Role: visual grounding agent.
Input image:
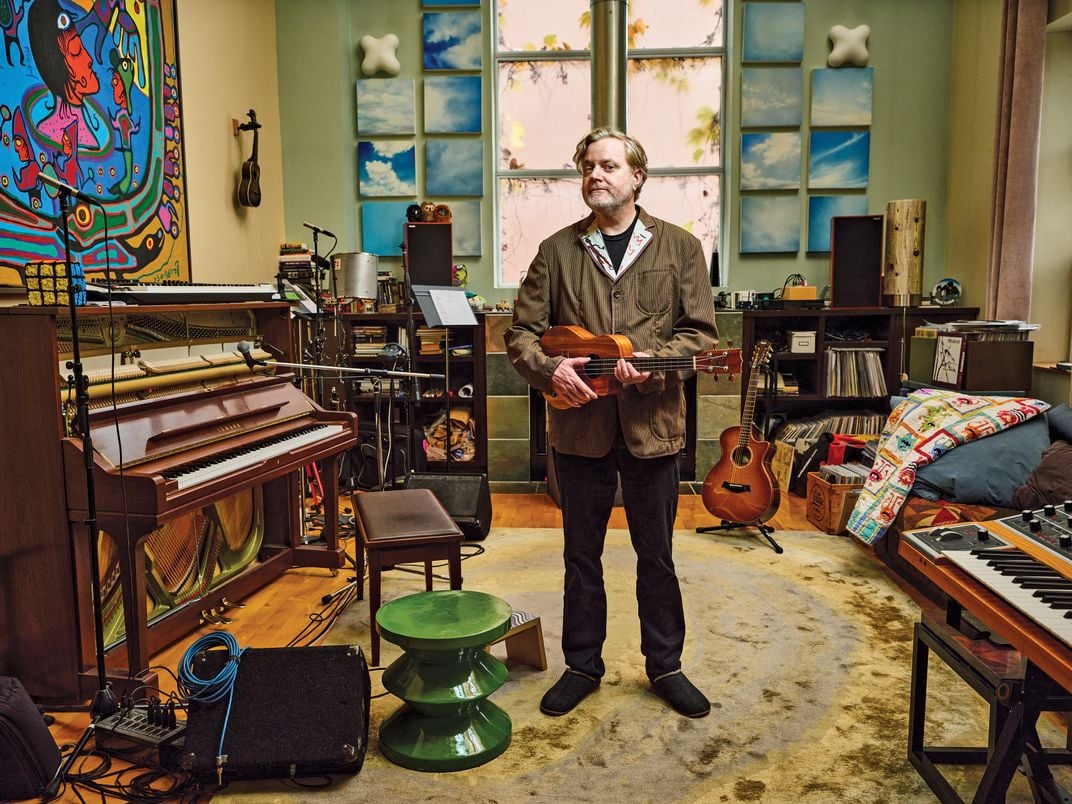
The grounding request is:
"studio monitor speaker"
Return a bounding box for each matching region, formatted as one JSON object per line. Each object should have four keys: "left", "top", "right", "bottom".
{"left": 405, "top": 472, "right": 492, "bottom": 541}
{"left": 829, "top": 214, "right": 884, "bottom": 308}
{"left": 404, "top": 222, "right": 453, "bottom": 287}
{"left": 182, "top": 645, "right": 370, "bottom": 784}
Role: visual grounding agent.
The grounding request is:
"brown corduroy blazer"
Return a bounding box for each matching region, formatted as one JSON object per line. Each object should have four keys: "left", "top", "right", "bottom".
{"left": 504, "top": 207, "right": 719, "bottom": 459}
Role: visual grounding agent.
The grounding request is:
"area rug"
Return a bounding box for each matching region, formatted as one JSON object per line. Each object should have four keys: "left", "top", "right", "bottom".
{"left": 212, "top": 528, "right": 1066, "bottom": 803}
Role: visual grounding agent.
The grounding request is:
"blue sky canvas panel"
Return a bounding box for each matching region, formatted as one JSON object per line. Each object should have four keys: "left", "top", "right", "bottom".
{"left": 450, "top": 201, "right": 481, "bottom": 256}
{"left": 358, "top": 141, "right": 417, "bottom": 196}
{"left": 807, "top": 195, "right": 869, "bottom": 252}
{"left": 741, "top": 68, "right": 803, "bottom": 127}
{"left": 742, "top": 3, "right": 805, "bottom": 63}
{"left": 423, "top": 12, "right": 482, "bottom": 70}
{"left": 426, "top": 139, "right": 484, "bottom": 196}
{"left": 808, "top": 130, "right": 871, "bottom": 189}
{"left": 356, "top": 79, "right": 415, "bottom": 135}
{"left": 741, "top": 132, "right": 801, "bottom": 190}
{"left": 425, "top": 76, "right": 482, "bottom": 133}
{"left": 811, "top": 68, "right": 873, "bottom": 126}
{"left": 361, "top": 202, "right": 412, "bottom": 256}
{"left": 741, "top": 195, "right": 800, "bottom": 253}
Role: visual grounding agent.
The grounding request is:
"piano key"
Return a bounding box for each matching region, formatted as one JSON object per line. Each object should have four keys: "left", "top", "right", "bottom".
{"left": 165, "top": 424, "right": 345, "bottom": 490}
{"left": 945, "top": 549, "right": 1072, "bottom": 647}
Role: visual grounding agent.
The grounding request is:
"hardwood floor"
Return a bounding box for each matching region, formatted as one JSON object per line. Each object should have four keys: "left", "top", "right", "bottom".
{"left": 43, "top": 489, "right": 820, "bottom": 798}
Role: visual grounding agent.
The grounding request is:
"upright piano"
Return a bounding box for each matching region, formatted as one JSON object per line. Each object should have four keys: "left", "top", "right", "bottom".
{"left": 0, "top": 302, "right": 357, "bottom": 702}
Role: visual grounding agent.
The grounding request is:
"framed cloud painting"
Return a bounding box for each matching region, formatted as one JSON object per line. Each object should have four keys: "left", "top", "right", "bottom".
{"left": 741, "top": 132, "right": 801, "bottom": 190}
{"left": 423, "top": 12, "right": 481, "bottom": 71}
{"left": 808, "top": 131, "right": 870, "bottom": 190}
{"left": 358, "top": 141, "right": 417, "bottom": 197}
{"left": 740, "top": 195, "right": 799, "bottom": 254}
{"left": 357, "top": 79, "right": 415, "bottom": 135}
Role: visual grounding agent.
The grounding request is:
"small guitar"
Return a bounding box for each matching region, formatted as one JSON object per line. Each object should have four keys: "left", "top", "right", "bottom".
{"left": 237, "top": 109, "right": 262, "bottom": 208}
{"left": 701, "top": 340, "right": 780, "bottom": 524}
{"left": 539, "top": 325, "right": 741, "bottom": 410}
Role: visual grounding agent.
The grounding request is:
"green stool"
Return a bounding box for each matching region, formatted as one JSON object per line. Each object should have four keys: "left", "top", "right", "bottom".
{"left": 376, "top": 589, "right": 514, "bottom": 771}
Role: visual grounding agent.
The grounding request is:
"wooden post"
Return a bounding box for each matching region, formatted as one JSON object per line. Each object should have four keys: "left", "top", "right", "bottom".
{"left": 883, "top": 199, "right": 926, "bottom": 306}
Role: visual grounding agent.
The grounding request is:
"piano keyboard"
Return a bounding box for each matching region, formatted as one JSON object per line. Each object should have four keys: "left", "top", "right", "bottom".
{"left": 85, "top": 281, "right": 278, "bottom": 305}
{"left": 163, "top": 424, "right": 345, "bottom": 490}
{"left": 944, "top": 547, "right": 1072, "bottom": 648}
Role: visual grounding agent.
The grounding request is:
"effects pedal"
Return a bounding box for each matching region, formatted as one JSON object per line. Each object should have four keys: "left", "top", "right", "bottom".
{"left": 93, "top": 702, "right": 186, "bottom": 769}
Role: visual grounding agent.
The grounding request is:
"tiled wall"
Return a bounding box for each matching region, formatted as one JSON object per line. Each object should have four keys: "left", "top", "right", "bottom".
{"left": 483, "top": 311, "right": 743, "bottom": 484}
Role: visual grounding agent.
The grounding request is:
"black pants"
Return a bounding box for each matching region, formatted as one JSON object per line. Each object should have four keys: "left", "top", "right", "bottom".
{"left": 552, "top": 446, "right": 685, "bottom": 679}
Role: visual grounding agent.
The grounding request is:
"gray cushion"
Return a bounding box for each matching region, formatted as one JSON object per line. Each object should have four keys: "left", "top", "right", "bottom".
{"left": 911, "top": 412, "right": 1051, "bottom": 507}
{"left": 1048, "top": 404, "right": 1072, "bottom": 442}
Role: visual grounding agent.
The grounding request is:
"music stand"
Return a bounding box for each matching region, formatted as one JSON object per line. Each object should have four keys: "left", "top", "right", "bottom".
{"left": 411, "top": 285, "right": 477, "bottom": 473}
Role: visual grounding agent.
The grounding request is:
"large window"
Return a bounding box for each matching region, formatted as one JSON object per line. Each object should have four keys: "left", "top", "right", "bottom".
{"left": 494, "top": 0, "right": 725, "bottom": 286}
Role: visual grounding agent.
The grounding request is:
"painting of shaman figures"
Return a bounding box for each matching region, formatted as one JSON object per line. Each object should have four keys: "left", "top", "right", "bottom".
{"left": 0, "top": 0, "right": 190, "bottom": 287}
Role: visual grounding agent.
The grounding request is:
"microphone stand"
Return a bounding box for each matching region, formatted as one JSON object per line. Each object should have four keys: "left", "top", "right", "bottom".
{"left": 43, "top": 186, "right": 118, "bottom": 798}
{"left": 400, "top": 240, "right": 422, "bottom": 486}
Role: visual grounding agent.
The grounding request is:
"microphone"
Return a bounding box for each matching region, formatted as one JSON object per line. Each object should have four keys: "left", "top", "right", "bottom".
{"left": 302, "top": 221, "right": 336, "bottom": 238}
{"left": 237, "top": 340, "right": 267, "bottom": 369}
{"left": 38, "top": 172, "right": 96, "bottom": 203}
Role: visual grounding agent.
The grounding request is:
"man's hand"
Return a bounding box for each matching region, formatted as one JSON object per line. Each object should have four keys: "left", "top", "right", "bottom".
{"left": 551, "top": 357, "right": 597, "bottom": 407}
{"left": 614, "top": 351, "right": 651, "bottom": 385}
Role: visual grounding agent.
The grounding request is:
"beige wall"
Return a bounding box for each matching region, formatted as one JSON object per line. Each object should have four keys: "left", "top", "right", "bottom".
{"left": 176, "top": 0, "right": 286, "bottom": 284}
{"left": 945, "top": 0, "right": 1001, "bottom": 314}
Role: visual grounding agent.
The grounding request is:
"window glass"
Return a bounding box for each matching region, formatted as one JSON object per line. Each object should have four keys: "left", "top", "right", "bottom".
{"left": 497, "top": 1, "right": 590, "bottom": 52}
{"left": 498, "top": 176, "right": 583, "bottom": 286}
{"left": 498, "top": 60, "right": 592, "bottom": 171}
{"left": 628, "top": 56, "right": 722, "bottom": 169}
{"left": 628, "top": 0, "right": 724, "bottom": 49}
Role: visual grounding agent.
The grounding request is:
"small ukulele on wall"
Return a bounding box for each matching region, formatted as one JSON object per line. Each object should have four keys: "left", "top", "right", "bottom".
{"left": 237, "top": 109, "right": 262, "bottom": 208}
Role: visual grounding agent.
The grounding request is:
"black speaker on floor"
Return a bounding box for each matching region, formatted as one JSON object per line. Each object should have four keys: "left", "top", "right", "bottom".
{"left": 404, "top": 222, "right": 453, "bottom": 287}
{"left": 181, "top": 645, "right": 370, "bottom": 785}
{"left": 405, "top": 472, "right": 492, "bottom": 540}
{"left": 829, "top": 214, "right": 884, "bottom": 308}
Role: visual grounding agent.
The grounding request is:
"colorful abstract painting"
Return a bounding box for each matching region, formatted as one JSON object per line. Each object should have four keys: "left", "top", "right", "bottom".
{"left": 0, "top": 0, "right": 190, "bottom": 286}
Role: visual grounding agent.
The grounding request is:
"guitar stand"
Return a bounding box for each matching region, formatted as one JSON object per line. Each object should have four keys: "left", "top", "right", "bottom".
{"left": 697, "top": 520, "right": 783, "bottom": 554}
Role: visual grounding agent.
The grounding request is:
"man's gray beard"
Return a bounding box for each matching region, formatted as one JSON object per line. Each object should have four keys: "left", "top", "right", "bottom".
{"left": 585, "top": 191, "right": 630, "bottom": 216}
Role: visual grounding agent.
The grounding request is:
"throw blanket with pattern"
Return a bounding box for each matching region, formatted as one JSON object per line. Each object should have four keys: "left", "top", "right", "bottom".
{"left": 847, "top": 389, "right": 1049, "bottom": 545}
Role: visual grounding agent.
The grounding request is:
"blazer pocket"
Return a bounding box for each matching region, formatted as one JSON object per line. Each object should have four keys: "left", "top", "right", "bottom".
{"left": 635, "top": 269, "right": 674, "bottom": 316}
{"left": 648, "top": 386, "right": 685, "bottom": 442}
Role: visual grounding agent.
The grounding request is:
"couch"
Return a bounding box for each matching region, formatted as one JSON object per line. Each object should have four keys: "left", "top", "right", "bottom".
{"left": 872, "top": 402, "right": 1072, "bottom": 604}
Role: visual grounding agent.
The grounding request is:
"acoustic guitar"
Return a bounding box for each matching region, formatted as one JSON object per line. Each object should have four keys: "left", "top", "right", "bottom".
{"left": 701, "top": 340, "right": 780, "bottom": 524}
{"left": 538, "top": 325, "right": 741, "bottom": 410}
{"left": 237, "top": 109, "right": 262, "bottom": 208}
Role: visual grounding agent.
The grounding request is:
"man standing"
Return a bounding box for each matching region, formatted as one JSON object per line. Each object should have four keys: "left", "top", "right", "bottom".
{"left": 504, "top": 128, "right": 718, "bottom": 718}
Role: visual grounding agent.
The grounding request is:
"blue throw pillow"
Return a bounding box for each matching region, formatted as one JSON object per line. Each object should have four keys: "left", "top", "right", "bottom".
{"left": 912, "top": 412, "right": 1051, "bottom": 507}
{"left": 1048, "top": 404, "right": 1072, "bottom": 441}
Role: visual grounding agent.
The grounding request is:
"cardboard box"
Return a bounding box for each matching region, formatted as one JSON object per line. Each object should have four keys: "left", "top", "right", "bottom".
{"left": 806, "top": 472, "right": 861, "bottom": 535}
{"left": 789, "top": 331, "right": 816, "bottom": 353}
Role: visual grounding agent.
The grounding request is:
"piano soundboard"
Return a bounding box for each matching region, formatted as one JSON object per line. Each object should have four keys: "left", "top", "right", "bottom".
{"left": 902, "top": 502, "right": 1072, "bottom": 650}
{"left": 85, "top": 280, "right": 279, "bottom": 304}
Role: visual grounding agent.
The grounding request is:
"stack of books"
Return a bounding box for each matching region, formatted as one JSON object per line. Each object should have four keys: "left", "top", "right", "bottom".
{"left": 417, "top": 327, "right": 447, "bottom": 355}
{"left": 278, "top": 242, "right": 314, "bottom": 281}
{"left": 352, "top": 325, "right": 388, "bottom": 357}
{"left": 942, "top": 320, "right": 1040, "bottom": 342}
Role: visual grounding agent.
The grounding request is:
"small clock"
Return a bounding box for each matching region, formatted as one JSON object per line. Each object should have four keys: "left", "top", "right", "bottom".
{"left": 931, "top": 277, "right": 962, "bottom": 306}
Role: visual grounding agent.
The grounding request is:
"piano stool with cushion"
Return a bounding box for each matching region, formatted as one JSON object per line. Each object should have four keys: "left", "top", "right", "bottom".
{"left": 354, "top": 488, "right": 464, "bottom": 667}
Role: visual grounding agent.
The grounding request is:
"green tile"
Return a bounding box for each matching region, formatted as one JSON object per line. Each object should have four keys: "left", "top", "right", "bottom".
{"left": 487, "top": 353, "right": 529, "bottom": 395}
{"left": 715, "top": 311, "right": 743, "bottom": 345}
{"left": 697, "top": 395, "right": 741, "bottom": 440}
{"left": 488, "top": 439, "right": 530, "bottom": 481}
{"left": 487, "top": 396, "right": 529, "bottom": 439}
{"left": 694, "top": 439, "right": 724, "bottom": 480}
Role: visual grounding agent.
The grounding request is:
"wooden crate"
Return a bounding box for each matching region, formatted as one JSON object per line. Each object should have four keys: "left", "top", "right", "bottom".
{"left": 805, "top": 472, "right": 862, "bottom": 535}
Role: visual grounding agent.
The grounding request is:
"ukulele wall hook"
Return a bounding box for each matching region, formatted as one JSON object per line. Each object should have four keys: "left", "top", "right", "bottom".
{"left": 236, "top": 109, "right": 262, "bottom": 208}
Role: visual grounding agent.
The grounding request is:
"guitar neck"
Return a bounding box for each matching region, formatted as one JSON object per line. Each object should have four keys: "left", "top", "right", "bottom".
{"left": 582, "top": 355, "right": 696, "bottom": 376}
{"left": 251, "top": 130, "right": 259, "bottom": 163}
{"left": 737, "top": 366, "right": 767, "bottom": 448}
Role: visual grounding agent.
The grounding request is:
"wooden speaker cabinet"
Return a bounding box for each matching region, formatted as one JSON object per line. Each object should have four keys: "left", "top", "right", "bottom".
{"left": 830, "top": 215, "right": 884, "bottom": 308}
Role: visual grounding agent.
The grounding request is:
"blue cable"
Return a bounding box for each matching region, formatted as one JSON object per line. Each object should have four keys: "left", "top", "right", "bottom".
{"left": 177, "top": 631, "right": 246, "bottom": 783}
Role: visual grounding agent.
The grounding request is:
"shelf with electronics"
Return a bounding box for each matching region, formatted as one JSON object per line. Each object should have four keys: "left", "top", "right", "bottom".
{"left": 740, "top": 306, "right": 979, "bottom": 439}
{"left": 333, "top": 311, "right": 488, "bottom": 484}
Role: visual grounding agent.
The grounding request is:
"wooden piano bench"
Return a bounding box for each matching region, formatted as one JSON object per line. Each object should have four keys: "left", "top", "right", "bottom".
{"left": 489, "top": 610, "right": 548, "bottom": 671}
{"left": 353, "top": 488, "right": 464, "bottom": 667}
{"left": 908, "top": 612, "right": 1072, "bottom": 803}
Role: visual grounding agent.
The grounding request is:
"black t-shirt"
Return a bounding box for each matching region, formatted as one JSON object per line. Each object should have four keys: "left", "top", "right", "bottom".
{"left": 602, "top": 214, "right": 639, "bottom": 272}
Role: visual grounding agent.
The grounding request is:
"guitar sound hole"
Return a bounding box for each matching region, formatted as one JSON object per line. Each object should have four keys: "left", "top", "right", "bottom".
{"left": 731, "top": 447, "right": 753, "bottom": 467}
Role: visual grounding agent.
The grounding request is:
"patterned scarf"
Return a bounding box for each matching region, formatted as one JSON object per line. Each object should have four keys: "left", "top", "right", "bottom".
{"left": 579, "top": 217, "right": 653, "bottom": 280}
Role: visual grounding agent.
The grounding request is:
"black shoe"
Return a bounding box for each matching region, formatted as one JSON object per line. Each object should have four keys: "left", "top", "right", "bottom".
{"left": 650, "top": 670, "right": 710, "bottom": 718}
{"left": 540, "top": 669, "right": 600, "bottom": 716}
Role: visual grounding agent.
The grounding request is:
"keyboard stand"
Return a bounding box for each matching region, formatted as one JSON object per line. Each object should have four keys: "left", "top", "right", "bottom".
{"left": 908, "top": 611, "right": 1072, "bottom": 803}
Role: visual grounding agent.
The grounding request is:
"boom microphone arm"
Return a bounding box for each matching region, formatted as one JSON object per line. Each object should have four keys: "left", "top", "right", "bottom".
{"left": 237, "top": 340, "right": 442, "bottom": 380}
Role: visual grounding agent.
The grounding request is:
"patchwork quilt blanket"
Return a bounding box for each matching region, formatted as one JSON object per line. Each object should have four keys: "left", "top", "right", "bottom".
{"left": 847, "top": 388, "right": 1049, "bottom": 545}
